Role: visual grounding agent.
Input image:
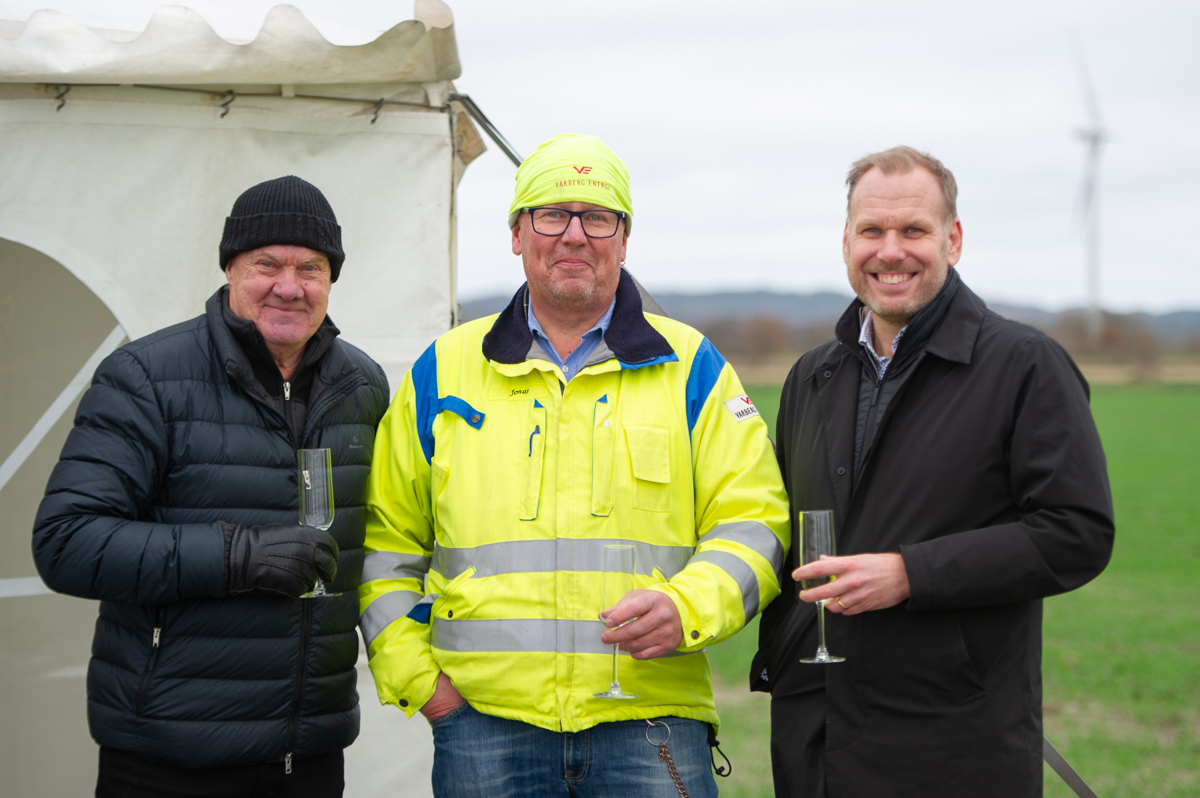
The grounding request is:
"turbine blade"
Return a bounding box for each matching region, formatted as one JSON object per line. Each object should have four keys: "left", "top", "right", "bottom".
{"left": 1072, "top": 140, "right": 1101, "bottom": 223}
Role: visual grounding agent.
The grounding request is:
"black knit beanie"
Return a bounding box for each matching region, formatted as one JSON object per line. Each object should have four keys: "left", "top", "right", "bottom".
{"left": 219, "top": 176, "right": 345, "bottom": 281}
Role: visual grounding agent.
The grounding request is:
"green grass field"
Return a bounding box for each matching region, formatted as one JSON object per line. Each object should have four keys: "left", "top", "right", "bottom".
{"left": 705, "top": 383, "right": 1200, "bottom": 797}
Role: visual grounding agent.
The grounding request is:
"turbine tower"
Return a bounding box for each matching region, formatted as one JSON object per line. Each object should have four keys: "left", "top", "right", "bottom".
{"left": 1072, "top": 38, "right": 1107, "bottom": 347}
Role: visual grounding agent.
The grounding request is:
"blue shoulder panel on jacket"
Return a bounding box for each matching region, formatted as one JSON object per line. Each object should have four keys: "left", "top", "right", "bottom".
{"left": 685, "top": 339, "right": 727, "bottom": 435}
{"left": 412, "top": 344, "right": 439, "bottom": 464}
{"left": 440, "top": 396, "right": 486, "bottom": 429}
{"left": 618, "top": 353, "right": 680, "bottom": 370}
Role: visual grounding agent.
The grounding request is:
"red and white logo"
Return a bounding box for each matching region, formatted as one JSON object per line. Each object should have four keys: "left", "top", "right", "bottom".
{"left": 573, "top": 166, "right": 593, "bottom": 174}
{"left": 723, "top": 395, "right": 760, "bottom": 422}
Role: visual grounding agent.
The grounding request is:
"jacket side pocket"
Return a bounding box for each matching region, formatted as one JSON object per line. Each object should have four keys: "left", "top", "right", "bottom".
{"left": 135, "top": 606, "right": 165, "bottom": 714}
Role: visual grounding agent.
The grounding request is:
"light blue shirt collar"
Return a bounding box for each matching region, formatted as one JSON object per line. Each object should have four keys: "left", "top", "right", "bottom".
{"left": 527, "top": 296, "right": 616, "bottom": 381}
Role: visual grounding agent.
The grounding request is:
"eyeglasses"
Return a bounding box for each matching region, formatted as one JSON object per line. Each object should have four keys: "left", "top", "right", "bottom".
{"left": 524, "top": 207, "right": 626, "bottom": 239}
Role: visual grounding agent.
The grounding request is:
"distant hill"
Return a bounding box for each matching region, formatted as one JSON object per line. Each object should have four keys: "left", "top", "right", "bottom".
{"left": 1136, "top": 310, "right": 1200, "bottom": 342}
{"left": 654, "top": 290, "right": 852, "bottom": 327}
{"left": 460, "top": 289, "right": 1200, "bottom": 345}
{"left": 460, "top": 289, "right": 852, "bottom": 327}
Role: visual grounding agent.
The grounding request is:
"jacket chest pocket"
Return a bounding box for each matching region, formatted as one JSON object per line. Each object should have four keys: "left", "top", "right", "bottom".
{"left": 625, "top": 425, "right": 671, "bottom": 513}
{"left": 520, "top": 401, "right": 547, "bottom": 520}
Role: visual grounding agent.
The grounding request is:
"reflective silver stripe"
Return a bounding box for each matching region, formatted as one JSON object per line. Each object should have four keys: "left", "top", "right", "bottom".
{"left": 703, "top": 521, "right": 785, "bottom": 573}
{"left": 359, "top": 590, "right": 422, "bottom": 646}
{"left": 432, "top": 539, "right": 693, "bottom": 580}
{"left": 689, "top": 550, "right": 760, "bottom": 624}
{"left": 361, "top": 551, "right": 432, "bottom": 584}
{"left": 431, "top": 617, "right": 692, "bottom": 657}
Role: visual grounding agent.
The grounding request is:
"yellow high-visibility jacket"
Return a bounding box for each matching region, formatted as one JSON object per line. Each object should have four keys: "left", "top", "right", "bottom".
{"left": 360, "top": 272, "right": 789, "bottom": 732}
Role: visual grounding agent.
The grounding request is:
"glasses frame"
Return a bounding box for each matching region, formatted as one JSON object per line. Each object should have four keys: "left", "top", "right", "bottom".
{"left": 523, "top": 206, "right": 627, "bottom": 239}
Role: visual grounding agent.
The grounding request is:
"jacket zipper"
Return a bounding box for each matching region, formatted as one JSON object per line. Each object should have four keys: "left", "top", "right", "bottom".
{"left": 136, "top": 606, "right": 165, "bottom": 712}
{"left": 225, "top": 365, "right": 359, "bottom": 772}
{"left": 282, "top": 380, "right": 297, "bottom": 447}
{"left": 227, "top": 363, "right": 364, "bottom": 449}
{"left": 227, "top": 367, "right": 294, "bottom": 445}
{"left": 286, "top": 596, "right": 312, "bottom": 774}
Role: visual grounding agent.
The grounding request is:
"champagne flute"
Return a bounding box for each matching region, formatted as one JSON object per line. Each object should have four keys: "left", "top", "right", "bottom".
{"left": 799, "top": 510, "right": 845, "bottom": 664}
{"left": 594, "top": 544, "right": 638, "bottom": 699}
{"left": 298, "top": 448, "right": 340, "bottom": 599}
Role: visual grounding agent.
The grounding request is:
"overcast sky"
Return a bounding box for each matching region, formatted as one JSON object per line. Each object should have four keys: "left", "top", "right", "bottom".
{"left": 4, "top": 0, "right": 1198, "bottom": 312}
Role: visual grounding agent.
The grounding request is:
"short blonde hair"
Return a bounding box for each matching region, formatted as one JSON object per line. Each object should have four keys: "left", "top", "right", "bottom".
{"left": 845, "top": 146, "right": 958, "bottom": 221}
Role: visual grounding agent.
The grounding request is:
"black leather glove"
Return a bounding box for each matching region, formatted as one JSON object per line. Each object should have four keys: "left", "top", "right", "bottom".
{"left": 222, "top": 523, "right": 339, "bottom": 597}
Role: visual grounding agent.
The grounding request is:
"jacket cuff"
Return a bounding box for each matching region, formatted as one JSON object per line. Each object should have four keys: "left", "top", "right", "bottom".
{"left": 898, "top": 543, "right": 932, "bottom": 610}
{"left": 648, "top": 583, "right": 715, "bottom": 652}
{"left": 219, "top": 522, "right": 238, "bottom": 594}
{"left": 385, "top": 661, "right": 441, "bottom": 719}
{"left": 182, "top": 522, "right": 231, "bottom": 598}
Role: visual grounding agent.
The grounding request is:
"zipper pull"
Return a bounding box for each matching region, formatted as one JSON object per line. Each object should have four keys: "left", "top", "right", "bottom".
{"left": 284, "top": 381, "right": 291, "bottom": 401}
{"left": 870, "top": 380, "right": 882, "bottom": 407}
{"left": 152, "top": 627, "right": 161, "bottom": 648}
{"left": 285, "top": 752, "right": 292, "bottom": 774}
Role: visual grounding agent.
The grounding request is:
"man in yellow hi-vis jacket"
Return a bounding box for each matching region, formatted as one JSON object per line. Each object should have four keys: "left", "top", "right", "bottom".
{"left": 360, "top": 133, "right": 789, "bottom": 798}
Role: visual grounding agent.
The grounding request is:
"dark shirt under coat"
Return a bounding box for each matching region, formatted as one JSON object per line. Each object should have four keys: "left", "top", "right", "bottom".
{"left": 755, "top": 276, "right": 1114, "bottom": 798}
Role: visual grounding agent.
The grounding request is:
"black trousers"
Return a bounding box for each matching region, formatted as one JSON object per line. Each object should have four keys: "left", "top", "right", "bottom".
{"left": 96, "top": 747, "right": 344, "bottom": 798}
{"left": 770, "top": 692, "right": 826, "bottom": 798}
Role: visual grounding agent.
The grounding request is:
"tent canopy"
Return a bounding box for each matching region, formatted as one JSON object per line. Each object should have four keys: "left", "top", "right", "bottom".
{"left": 0, "top": 1, "right": 460, "bottom": 86}
{"left": 0, "top": 0, "right": 482, "bottom": 389}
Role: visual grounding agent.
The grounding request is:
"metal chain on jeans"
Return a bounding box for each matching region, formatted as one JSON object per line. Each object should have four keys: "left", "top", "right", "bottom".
{"left": 646, "top": 719, "right": 689, "bottom": 798}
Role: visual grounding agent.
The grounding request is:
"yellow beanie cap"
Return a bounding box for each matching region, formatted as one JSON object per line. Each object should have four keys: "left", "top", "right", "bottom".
{"left": 507, "top": 133, "right": 633, "bottom": 234}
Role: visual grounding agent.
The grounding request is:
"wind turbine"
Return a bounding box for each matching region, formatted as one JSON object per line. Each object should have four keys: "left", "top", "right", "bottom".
{"left": 1071, "top": 37, "right": 1107, "bottom": 347}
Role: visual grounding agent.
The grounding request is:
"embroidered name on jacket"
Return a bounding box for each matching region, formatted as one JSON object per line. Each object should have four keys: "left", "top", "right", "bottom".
{"left": 724, "top": 395, "right": 760, "bottom": 422}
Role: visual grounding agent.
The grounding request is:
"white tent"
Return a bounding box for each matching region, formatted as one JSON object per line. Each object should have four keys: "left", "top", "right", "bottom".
{"left": 0, "top": 3, "right": 479, "bottom": 793}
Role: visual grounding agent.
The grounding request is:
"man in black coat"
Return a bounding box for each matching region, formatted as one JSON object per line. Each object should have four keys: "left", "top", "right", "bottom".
{"left": 33, "top": 176, "right": 389, "bottom": 798}
{"left": 755, "top": 147, "right": 1114, "bottom": 797}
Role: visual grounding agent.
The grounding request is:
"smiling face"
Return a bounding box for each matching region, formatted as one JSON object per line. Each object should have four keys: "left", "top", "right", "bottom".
{"left": 225, "top": 244, "right": 332, "bottom": 364}
{"left": 512, "top": 201, "right": 627, "bottom": 318}
{"left": 844, "top": 166, "right": 963, "bottom": 328}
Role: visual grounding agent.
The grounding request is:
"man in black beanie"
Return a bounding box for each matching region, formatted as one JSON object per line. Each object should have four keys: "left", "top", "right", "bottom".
{"left": 33, "top": 176, "right": 389, "bottom": 797}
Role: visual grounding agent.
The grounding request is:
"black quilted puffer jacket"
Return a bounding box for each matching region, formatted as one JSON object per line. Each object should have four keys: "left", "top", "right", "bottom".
{"left": 32, "top": 289, "right": 389, "bottom": 770}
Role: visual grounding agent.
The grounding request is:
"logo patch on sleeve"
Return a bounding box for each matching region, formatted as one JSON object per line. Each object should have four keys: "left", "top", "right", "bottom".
{"left": 724, "top": 395, "right": 760, "bottom": 422}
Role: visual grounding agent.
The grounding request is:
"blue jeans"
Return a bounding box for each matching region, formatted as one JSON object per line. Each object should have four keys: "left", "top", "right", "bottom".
{"left": 429, "top": 704, "right": 718, "bottom": 798}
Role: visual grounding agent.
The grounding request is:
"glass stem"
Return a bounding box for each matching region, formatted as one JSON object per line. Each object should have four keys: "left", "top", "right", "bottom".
{"left": 611, "top": 643, "right": 620, "bottom": 686}
{"left": 816, "top": 599, "right": 829, "bottom": 654}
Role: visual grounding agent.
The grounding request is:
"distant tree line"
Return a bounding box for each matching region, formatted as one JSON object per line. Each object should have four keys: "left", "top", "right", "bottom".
{"left": 689, "top": 311, "right": 1200, "bottom": 366}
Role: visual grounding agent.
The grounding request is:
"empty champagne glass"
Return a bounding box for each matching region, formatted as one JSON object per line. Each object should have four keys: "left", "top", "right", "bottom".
{"left": 298, "top": 448, "right": 340, "bottom": 599}
{"left": 799, "top": 510, "right": 845, "bottom": 664}
{"left": 594, "top": 544, "right": 638, "bottom": 699}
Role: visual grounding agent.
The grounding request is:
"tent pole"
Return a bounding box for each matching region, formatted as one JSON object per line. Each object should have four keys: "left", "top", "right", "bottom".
{"left": 448, "top": 93, "right": 523, "bottom": 167}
